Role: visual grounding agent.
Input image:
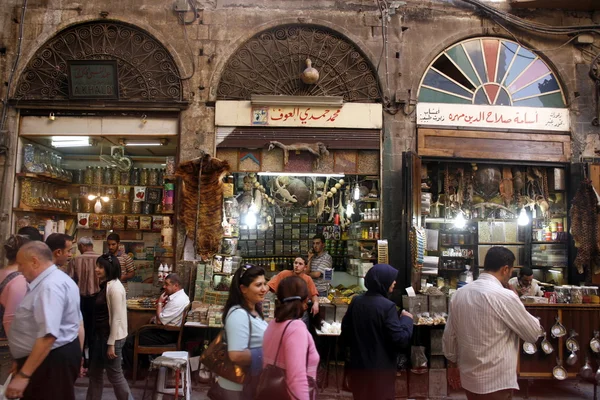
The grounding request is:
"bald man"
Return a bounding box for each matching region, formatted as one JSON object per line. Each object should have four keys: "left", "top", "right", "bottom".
{"left": 6, "top": 241, "right": 83, "bottom": 400}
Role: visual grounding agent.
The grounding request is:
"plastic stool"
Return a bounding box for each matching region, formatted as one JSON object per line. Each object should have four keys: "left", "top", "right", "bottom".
{"left": 142, "top": 351, "right": 191, "bottom": 400}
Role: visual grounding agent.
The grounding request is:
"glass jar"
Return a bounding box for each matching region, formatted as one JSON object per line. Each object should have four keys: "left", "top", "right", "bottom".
{"left": 23, "top": 144, "right": 37, "bottom": 173}
{"left": 139, "top": 168, "right": 149, "bottom": 186}
{"left": 93, "top": 167, "right": 103, "bottom": 186}
{"left": 165, "top": 156, "right": 175, "bottom": 175}
{"left": 142, "top": 202, "right": 153, "bottom": 214}
{"left": 440, "top": 233, "right": 449, "bottom": 246}
{"left": 148, "top": 168, "right": 158, "bottom": 186}
{"left": 105, "top": 201, "right": 115, "bottom": 214}
{"left": 555, "top": 286, "right": 570, "bottom": 304}
{"left": 72, "top": 170, "right": 84, "bottom": 184}
{"left": 130, "top": 168, "right": 140, "bottom": 186}
{"left": 118, "top": 200, "right": 130, "bottom": 214}
{"left": 120, "top": 171, "right": 130, "bottom": 186}
{"left": 131, "top": 201, "right": 142, "bottom": 214}
{"left": 571, "top": 287, "right": 583, "bottom": 304}
{"left": 103, "top": 167, "right": 113, "bottom": 185}
{"left": 157, "top": 169, "right": 165, "bottom": 186}
{"left": 154, "top": 203, "right": 163, "bottom": 214}
{"left": 84, "top": 167, "right": 93, "bottom": 185}
{"left": 458, "top": 234, "right": 465, "bottom": 245}
{"left": 111, "top": 168, "right": 120, "bottom": 185}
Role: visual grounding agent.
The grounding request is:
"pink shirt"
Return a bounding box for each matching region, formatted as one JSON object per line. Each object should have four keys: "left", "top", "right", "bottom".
{"left": 262, "top": 319, "right": 319, "bottom": 400}
{"left": 0, "top": 269, "right": 27, "bottom": 337}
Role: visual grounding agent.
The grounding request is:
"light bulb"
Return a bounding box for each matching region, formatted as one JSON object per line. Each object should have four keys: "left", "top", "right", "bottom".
{"left": 454, "top": 210, "right": 466, "bottom": 229}
{"left": 88, "top": 194, "right": 97, "bottom": 201}
{"left": 101, "top": 196, "right": 110, "bottom": 202}
{"left": 249, "top": 200, "right": 258, "bottom": 214}
{"left": 518, "top": 207, "right": 530, "bottom": 226}
{"left": 346, "top": 202, "right": 354, "bottom": 217}
{"left": 244, "top": 212, "right": 257, "bottom": 228}
{"left": 353, "top": 184, "right": 360, "bottom": 201}
{"left": 94, "top": 199, "right": 102, "bottom": 213}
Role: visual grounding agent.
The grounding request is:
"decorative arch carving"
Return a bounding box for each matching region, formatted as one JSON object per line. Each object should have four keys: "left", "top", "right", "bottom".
{"left": 217, "top": 24, "right": 381, "bottom": 102}
{"left": 14, "top": 20, "right": 184, "bottom": 103}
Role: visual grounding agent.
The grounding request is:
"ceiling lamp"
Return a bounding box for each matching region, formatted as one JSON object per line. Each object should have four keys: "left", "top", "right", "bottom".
{"left": 51, "top": 136, "right": 90, "bottom": 148}
{"left": 121, "top": 139, "right": 168, "bottom": 146}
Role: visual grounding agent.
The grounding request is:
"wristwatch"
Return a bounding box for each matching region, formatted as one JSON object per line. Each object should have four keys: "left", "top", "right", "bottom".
{"left": 17, "top": 370, "right": 31, "bottom": 379}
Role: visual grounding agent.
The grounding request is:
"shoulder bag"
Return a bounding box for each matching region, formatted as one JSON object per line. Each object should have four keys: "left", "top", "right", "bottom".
{"left": 255, "top": 321, "right": 317, "bottom": 400}
{"left": 199, "top": 307, "right": 252, "bottom": 384}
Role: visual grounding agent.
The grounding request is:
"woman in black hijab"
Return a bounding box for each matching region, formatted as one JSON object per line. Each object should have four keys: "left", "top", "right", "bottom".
{"left": 341, "top": 264, "right": 414, "bottom": 400}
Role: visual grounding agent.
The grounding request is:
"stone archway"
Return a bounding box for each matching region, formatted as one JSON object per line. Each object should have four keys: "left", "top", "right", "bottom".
{"left": 217, "top": 24, "right": 381, "bottom": 103}
{"left": 14, "top": 20, "right": 184, "bottom": 103}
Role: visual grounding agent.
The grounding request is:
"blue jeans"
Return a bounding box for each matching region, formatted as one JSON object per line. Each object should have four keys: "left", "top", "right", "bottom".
{"left": 86, "top": 336, "right": 133, "bottom": 400}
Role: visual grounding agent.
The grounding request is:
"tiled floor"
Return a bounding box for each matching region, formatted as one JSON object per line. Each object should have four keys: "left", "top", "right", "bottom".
{"left": 74, "top": 377, "right": 597, "bottom": 399}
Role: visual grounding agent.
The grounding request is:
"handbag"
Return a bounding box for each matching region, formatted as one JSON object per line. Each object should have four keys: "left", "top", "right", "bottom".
{"left": 200, "top": 307, "right": 252, "bottom": 384}
{"left": 255, "top": 321, "right": 317, "bottom": 400}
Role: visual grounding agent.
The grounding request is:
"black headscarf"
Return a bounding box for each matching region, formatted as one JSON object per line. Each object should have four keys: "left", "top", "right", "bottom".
{"left": 364, "top": 264, "right": 398, "bottom": 296}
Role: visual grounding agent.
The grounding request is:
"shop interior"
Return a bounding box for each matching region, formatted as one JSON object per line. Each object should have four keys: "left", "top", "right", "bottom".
{"left": 14, "top": 132, "right": 178, "bottom": 297}
{"left": 419, "top": 160, "right": 569, "bottom": 288}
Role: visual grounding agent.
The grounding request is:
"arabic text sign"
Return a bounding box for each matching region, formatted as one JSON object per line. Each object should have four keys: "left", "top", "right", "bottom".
{"left": 417, "top": 103, "right": 570, "bottom": 132}
{"left": 215, "top": 101, "right": 383, "bottom": 129}
{"left": 67, "top": 60, "right": 118, "bottom": 100}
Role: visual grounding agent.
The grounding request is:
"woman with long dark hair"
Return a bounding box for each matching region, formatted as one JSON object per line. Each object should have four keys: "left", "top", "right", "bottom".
{"left": 210, "top": 264, "right": 268, "bottom": 400}
{"left": 261, "top": 276, "right": 319, "bottom": 400}
{"left": 86, "top": 254, "right": 132, "bottom": 400}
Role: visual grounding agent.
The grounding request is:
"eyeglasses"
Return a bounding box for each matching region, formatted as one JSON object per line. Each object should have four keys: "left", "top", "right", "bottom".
{"left": 239, "top": 264, "right": 253, "bottom": 279}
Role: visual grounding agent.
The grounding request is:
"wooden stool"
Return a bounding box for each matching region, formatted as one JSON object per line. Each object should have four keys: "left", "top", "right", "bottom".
{"left": 142, "top": 351, "right": 191, "bottom": 400}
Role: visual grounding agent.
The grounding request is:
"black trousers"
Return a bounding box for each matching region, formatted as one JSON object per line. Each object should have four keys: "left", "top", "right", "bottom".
{"left": 122, "top": 329, "right": 179, "bottom": 371}
{"left": 16, "top": 338, "right": 81, "bottom": 400}
{"left": 81, "top": 294, "right": 96, "bottom": 365}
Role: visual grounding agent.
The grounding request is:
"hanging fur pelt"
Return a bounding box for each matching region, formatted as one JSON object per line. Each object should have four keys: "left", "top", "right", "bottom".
{"left": 175, "top": 155, "right": 230, "bottom": 260}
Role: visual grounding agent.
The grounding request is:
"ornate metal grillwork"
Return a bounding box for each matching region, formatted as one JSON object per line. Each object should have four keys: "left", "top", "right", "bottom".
{"left": 217, "top": 25, "right": 381, "bottom": 102}
{"left": 15, "top": 21, "right": 183, "bottom": 102}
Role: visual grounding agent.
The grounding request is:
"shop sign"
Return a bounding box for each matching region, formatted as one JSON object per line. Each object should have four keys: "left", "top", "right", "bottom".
{"left": 67, "top": 60, "right": 118, "bottom": 100}
{"left": 417, "top": 103, "right": 570, "bottom": 132}
{"left": 215, "top": 101, "right": 382, "bottom": 129}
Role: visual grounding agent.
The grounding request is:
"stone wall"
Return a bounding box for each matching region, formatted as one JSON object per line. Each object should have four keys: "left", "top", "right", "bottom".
{"left": 0, "top": 0, "right": 598, "bottom": 280}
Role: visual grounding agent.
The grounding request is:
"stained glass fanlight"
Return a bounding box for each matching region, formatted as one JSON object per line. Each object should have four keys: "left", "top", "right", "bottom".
{"left": 418, "top": 38, "right": 566, "bottom": 108}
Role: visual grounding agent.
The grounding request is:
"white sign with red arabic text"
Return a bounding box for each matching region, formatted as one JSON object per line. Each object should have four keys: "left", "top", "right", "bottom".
{"left": 417, "top": 103, "right": 570, "bottom": 132}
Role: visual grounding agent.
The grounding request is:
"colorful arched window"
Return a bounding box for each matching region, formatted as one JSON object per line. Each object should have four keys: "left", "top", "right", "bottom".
{"left": 418, "top": 38, "right": 565, "bottom": 108}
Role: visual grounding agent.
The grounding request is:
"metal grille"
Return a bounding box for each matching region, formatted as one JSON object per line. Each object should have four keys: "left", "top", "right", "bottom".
{"left": 217, "top": 24, "right": 381, "bottom": 102}
{"left": 14, "top": 21, "right": 183, "bottom": 102}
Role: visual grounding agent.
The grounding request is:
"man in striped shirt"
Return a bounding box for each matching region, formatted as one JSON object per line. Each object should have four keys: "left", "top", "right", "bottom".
{"left": 106, "top": 233, "right": 136, "bottom": 285}
{"left": 443, "top": 246, "right": 542, "bottom": 400}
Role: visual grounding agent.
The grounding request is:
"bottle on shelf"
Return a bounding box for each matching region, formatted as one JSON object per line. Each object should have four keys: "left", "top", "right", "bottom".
{"left": 270, "top": 258, "right": 276, "bottom": 272}
{"left": 368, "top": 227, "right": 374, "bottom": 239}
{"left": 374, "top": 226, "right": 379, "bottom": 239}
{"left": 158, "top": 263, "right": 164, "bottom": 282}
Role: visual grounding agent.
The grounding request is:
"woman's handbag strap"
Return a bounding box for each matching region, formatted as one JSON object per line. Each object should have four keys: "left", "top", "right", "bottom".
{"left": 272, "top": 320, "right": 294, "bottom": 365}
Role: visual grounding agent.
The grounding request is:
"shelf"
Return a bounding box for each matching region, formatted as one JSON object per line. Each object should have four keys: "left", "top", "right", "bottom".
{"left": 441, "top": 256, "right": 473, "bottom": 259}
{"left": 531, "top": 241, "right": 567, "bottom": 244}
{"left": 13, "top": 207, "right": 75, "bottom": 216}
{"left": 478, "top": 242, "right": 525, "bottom": 245}
{"left": 440, "top": 243, "right": 477, "bottom": 247}
{"left": 438, "top": 268, "right": 466, "bottom": 271}
{"left": 531, "top": 265, "right": 567, "bottom": 268}
{"left": 352, "top": 220, "right": 379, "bottom": 224}
{"left": 348, "top": 239, "right": 378, "bottom": 242}
{"left": 357, "top": 198, "right": 380, "bottom": 203}
{"left": 17, "top": 172, "right": 72, "bottom": 185}
{"left": 74, "top": 183, "right": 165, "bottom": 189}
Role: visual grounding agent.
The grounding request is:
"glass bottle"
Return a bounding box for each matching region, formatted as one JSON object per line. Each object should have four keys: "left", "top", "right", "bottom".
{"left": 103, "top": 167, "right": 113, "bottom": 185}
{"left": 120, "top": 171, "right": 130, "bottom": 185}
{"left": 157, "top": 169, "right": 165, "bottom": 186}
{"left": 112, "top": 168, "right": 121, "bottom": 185}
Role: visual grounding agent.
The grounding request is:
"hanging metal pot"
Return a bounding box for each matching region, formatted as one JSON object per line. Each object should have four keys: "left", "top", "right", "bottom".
{"left": 590, "top": 331, "right": 600, "bottom": 353}
{"left": 523, "top": 342, "right": 537, "bottom": 355}
{"left": 566, "top": 330, "right": 580, "bottom": 352}
{"left": 541, "top": 332, "right": 554, "bottom": 355}
{"left": 553, "top": 358, "right": 567, "bottom": 380}
{"left": 580, "top": 357, "right": 594, "bottom": 379}
{"left": 550, "top": 317, "right": 567, "bottom": 338}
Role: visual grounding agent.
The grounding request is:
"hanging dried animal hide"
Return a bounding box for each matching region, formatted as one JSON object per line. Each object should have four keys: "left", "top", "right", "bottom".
{"left": 570, "top": 180, "right": 600, "bottom": 277}
{"left": 175, "top": 155, "right": 230, "bottom": 260}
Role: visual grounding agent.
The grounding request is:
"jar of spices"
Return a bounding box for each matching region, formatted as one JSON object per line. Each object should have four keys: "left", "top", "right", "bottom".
{"left": 458, "top": 234, "right": 465, "bottom": 245}
{"left": 84, "top": 167, "right": 94, "bottom": 185}
{"left": 111, "top": 169, "right": 120, "bottom": 185}
{"left": 105, "top": 201, "right": 115, "bottom": 214}
{"left": 118, "top": 200, "right": 130, "bottom": 214}
{"left": 82, "top": 199, "right": 92, "bottom": 213}
{"left": 571, "top": 287, "right": 583, "bottom": 304}
{"left": 165, "top": 156, "right": 175, "bottom": 175}
{"left": 157, "top": 169, "right": 165, "bottom": 186}
{"left": 154, "top": 203, "right": 163, "bottom": 214}
{"left": 120, "top": 171, "right": 130, "bottom": 185}
{"left": 103, "top": 167, "right": 113, "bottom": 185}
{"left": 139, "top": 168, "right": 149, "bottom": 186}
{"left": 440, "top": 233, "right": 449, "bottom": 246}
{"left": 555, "top": 286, "right": 569, "bottom": 304}
{"left": 142, "top": 202, "right": 153, "bottom": 215}
{"left": 73, "top": 169, "right": 84, "bottom": 184}
{"left": 93, "top": 167, "right": 103, "bottom": 185}
{"left": 148, "top": 168, "right": 158, "bottom": 186}
{"left": 130, "top": 168, "right": 140, "bottom": 186}
{"left": 131, "top": 201, "right": 142, "bottom": 214}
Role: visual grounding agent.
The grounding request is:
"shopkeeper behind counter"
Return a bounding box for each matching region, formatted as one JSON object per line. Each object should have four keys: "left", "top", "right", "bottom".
{"left": 508, "top": 267, "right": 544, "bottom": 297}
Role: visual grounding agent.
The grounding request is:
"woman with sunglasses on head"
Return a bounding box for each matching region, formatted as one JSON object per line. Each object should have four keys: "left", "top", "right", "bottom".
{"left": 261, "top": 276, "right": 319, "bottom": 400}
{"left": 86, "top": 254, "right": 132, "bottom": 400}
{"left": 210, "top": 264, "right": 269, "bottom": 400}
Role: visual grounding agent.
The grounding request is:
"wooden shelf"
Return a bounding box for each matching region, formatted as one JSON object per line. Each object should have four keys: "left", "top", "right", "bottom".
{"left": 16, "top": 172, "right": 72, "bottom": 185}
{"left": 13, "top": 207, "right": 75, "bottom": 216}
{"left": 73, "top": 183, "right": 165, "bottom": 189}
{"left": 478, "top": 242, "right": 525, "bottom": 245}
{"left": 357, "top": 198, "right": 380, "bottom": 203}
{"left": 531, "top": 241, "right": 567, "bottom": 244}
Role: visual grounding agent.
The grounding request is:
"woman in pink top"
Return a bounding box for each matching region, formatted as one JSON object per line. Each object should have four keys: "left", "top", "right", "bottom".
{"left": 262, "top": 276, "right": 319, "bottom": 400}
{"left": 0, "top": 234, "right": 30, "bottom": 339}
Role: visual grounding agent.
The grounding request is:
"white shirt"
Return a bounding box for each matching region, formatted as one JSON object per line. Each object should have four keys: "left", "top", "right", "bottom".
{"left": 442, "top": 273, "right": 542, "bottom": 394}
{"left": 508, "top": 277, "right": 543, "bottom": 297}
{"left": 159, "top": 289, "right": 189, "bottom": 326}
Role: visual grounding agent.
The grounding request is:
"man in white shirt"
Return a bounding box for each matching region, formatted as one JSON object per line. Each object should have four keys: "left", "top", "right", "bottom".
{"left": 123, "top": 273, "right": 189, "bottom": 374}
{"left": 442, "top": 247, "right": 542, "bottom": 400}
{"left": 508, "top": 267, "right": 544, "bottom": 297}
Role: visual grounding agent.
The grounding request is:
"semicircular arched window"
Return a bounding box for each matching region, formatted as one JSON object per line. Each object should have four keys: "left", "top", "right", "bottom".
{"left": 418, "top": 38, "right": 565, "bottom": 108}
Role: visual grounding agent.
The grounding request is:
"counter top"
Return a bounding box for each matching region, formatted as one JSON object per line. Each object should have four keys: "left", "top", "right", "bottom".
{"left": 524, "top": 303, "right": 600, "bottom": 308}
